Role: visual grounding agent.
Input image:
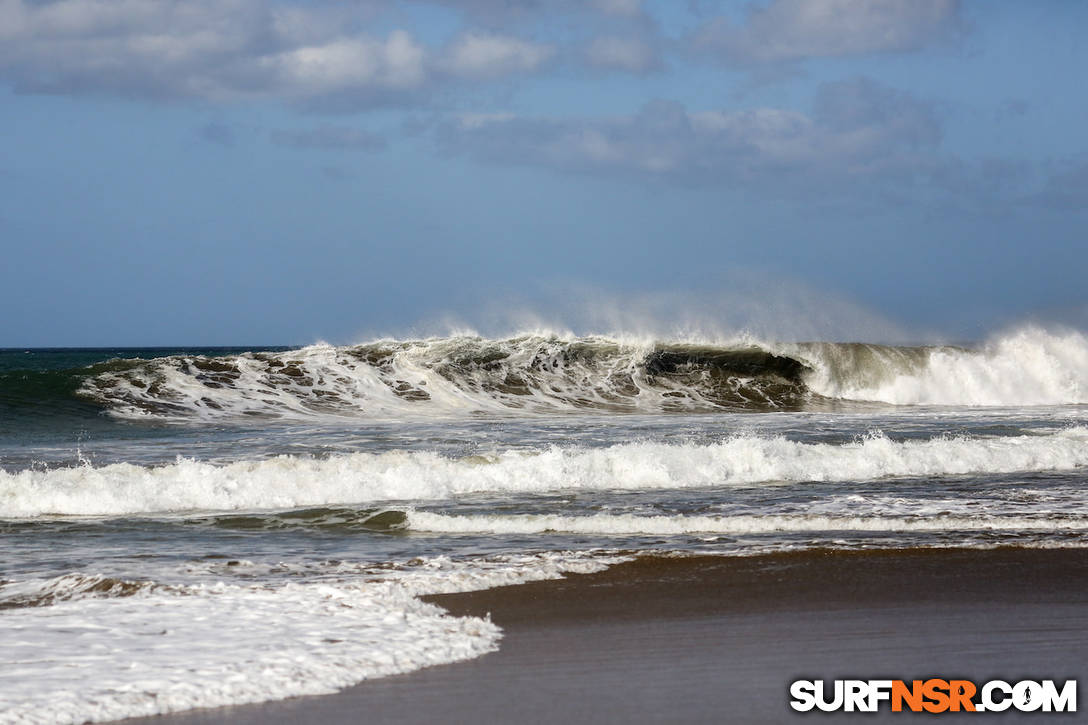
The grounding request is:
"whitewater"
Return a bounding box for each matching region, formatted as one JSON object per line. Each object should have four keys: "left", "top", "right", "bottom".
{"left": 2, "top": 326, "right": 1087, "bottom": 723}
{"left": 3, "top": 428, "right": 1088, "bottom": 518}
{"left": 70, "top": 326, "right": 1088, "bottom": 421}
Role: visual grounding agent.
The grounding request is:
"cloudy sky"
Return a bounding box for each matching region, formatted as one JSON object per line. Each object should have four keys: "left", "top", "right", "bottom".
{"left": 1, "top": 0, "right": 1085, "bottom": 345}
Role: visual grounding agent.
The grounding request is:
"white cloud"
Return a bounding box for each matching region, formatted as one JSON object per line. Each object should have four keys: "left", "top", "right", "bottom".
{"left": 418, "top": 0, "right": 647, "bottom": 23}
{"left": 269, "top": 31, "right": 426, "bottom": 95}
{"left": 441, "top": 32, "right": 554, "bottom": 79}
{"left": 585, "top": 35, "right": 660, "bottom": 73}
{"left": 696, "top": 0, "right": 960, "bottom": 64}
{"left": 0, "top": 0, "right": 664, "bottom": 104}
{"left": 0, "top": 1, "right": 550, "bottom": 104}
{"left": 0, "top": 0, "right": 429, "bottom": 102}
{"left": 591, "top": 0, "right": 643, "bottom": 17}
{"left": 438, "top": 80, "right": 948, "bottom": 194}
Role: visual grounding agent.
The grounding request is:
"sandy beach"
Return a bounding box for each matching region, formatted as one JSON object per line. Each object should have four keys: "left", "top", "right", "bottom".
{"left": 123, "top": 547, "right": 1088, "bottom": 724}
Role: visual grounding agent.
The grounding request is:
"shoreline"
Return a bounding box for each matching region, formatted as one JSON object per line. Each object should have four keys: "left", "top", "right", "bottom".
{"left": 125, "top": 547, "right": 1088, "bottom": 724}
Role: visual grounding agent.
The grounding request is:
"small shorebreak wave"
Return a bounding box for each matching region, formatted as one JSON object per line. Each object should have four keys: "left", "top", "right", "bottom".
{"left": 0, "top": 573, "right": 158, "bottom": 611}
{"left": 5, "top": 327, "right": 1088, "bottom": 423}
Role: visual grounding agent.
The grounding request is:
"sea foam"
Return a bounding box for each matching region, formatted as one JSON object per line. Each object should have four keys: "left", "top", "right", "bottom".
{"left": 4, "top": 428, "right": 1087, "bottom": 518}
{"left": 0, "top": 552, "right": 617, "bottom": 725}
{"left": 404, "top": 511, "right": 1088, "bottom": 536}
{"left": 797, "top": 327, "right": 1088, "bottom": 406}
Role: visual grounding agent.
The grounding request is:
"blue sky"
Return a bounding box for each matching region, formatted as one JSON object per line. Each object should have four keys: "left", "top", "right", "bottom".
{"left": 1, "top": 0, "right": 1085, "bottom": 346}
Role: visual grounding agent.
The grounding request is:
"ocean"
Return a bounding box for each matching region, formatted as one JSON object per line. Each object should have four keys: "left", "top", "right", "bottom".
{"left": 2, "top": 327, "right": 1087, "bottom": 723}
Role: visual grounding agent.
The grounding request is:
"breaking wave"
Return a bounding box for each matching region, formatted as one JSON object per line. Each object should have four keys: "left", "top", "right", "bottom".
{"left": 1, "top": 327, "right": 1085, "bottom": 423}
{"left": 798, "top": 327, "right": 1088, "bottom": 406}
{"left": 66, "top": 327, "right": 1088, "bottom": 421}
{"left": 3, "top": 428, "right": 1086, "bottom": 518}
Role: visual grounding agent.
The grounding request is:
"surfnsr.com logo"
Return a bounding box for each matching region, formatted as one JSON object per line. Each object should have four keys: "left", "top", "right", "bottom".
{"left": 790, "top": 679, "right": 1076, "bottom": 713}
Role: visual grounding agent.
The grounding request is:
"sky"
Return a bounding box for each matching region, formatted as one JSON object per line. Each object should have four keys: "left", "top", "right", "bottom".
{"left": 0, "top": 0, "right": 1085, "bottom": 346}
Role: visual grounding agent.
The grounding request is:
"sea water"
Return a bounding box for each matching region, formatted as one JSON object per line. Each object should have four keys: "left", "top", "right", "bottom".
{"left": 2, "top": 327, "right": 1087, "bottom": 723}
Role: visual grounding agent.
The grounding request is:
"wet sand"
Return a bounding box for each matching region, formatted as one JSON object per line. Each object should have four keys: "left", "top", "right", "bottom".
{"left": 125, "top": 548, "right": 1088, "bottom": 724}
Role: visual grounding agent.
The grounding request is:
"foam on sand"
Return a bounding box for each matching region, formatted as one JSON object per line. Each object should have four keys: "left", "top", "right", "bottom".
{"left": 0, "top": 552, "right": 617, "bottom": 725}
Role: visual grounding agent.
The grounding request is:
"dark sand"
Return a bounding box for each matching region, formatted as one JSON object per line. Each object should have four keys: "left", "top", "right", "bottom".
{"left": 126, "top": 548, "right": 1088, "bottom": 724}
